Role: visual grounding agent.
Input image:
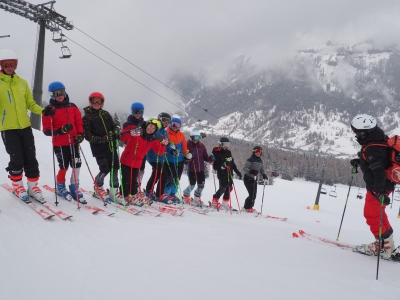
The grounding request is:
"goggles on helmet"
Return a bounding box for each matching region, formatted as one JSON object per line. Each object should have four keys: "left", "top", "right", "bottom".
{"left": 52, "top": 89, "right": 66, "bottom": 97}
{"left": 190, "top": 135, "right": 200, "bottom": 141}
{"left": 171, "top": 121, "right": 181, "bottom": 129}
{"left": 90, "top": 97, "right": 104, "bottom": 105}
{"left": 160, "top": 117, "right": 171, "bottom": 124}
{"left": 133, "top": 109, "right": 144, "bottom": 115}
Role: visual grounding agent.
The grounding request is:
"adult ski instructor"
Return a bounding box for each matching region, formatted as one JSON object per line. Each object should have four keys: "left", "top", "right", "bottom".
{"left": 0, "top": 49, "right": 54, "bottom": 203}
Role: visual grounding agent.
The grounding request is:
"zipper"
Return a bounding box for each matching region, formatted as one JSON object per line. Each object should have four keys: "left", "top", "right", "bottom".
{"left": 1, "top": 110, "right": 6, "bottom": 125}
{"left": 7, "top": 91, "right": 12, "bottom": 103}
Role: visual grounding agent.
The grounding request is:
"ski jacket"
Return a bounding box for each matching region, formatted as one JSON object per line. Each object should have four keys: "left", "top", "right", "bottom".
{"left": 82, "top": 106, "right": 119, "bottom": 157}
{"left": 0, "top": 71, "right": 43, "bottom": 131}
{"left": 120, "top": 122, "right": 166, "bottom": 168}
{"left": 243, "top": 154, "right": 266, "bottom": 180}
{"left": 165, "top": 127, "right": 189, "bottom": 163}
{"left": 186, "top": 140, "right": 210, "bottom": 172}
{"left": 356, "top": 126, "right": 394, "bottom": 193}
{"left": 146, "top": 127, "right": 168, "bottom": 163}
{"left": 212, "top": 147, "right": 240, "bottom": 180}
{"left": 120, "top": 114, "right": 144, "bottom": 145}
{"left": 42, "top": 95, "right": 84, "bottom": 147}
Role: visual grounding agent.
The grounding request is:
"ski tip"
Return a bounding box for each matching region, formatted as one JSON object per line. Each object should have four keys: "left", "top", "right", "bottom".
{"left": 292, "top": 232, "right": 299, "bottom": 238}
{"left": 299, "top": 230, "right": 305, "bottom": 235}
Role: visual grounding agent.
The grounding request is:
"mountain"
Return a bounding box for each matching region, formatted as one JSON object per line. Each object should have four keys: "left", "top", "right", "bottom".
{"left": 171, "top": 41, "right": 400, "bottom": 157}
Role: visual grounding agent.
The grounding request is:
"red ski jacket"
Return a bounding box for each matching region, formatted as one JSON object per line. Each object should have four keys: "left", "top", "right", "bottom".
{"left": 42, "top": 95, "right": 84, "bottom": 147}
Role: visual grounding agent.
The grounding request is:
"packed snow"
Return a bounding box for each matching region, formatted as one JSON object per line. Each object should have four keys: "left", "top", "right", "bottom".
{"left": 0, "top": 129, "right": 399, "bottom": 300}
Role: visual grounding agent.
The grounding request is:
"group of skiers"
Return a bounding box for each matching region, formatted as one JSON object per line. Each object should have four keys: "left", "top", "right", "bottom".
{"left": 0, "top": 49, "right": 268, "bottom": 214}
{"left": 1, "top": 49, "right": 397, "bottom": 259}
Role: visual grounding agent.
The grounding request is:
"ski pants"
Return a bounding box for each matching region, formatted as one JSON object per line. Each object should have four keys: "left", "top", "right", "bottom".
{"left": 94, "top": 150, "right": 120, "bottom": 188}
{"left": 163, "top": 161, "right": 184, "bottom": 196}
{"left": 364, "top": 190, "right": 393, "bottom": 238}
{"left": 183, "top": 171, "right": 205, "bottom": 197}
{"left": 213, "top": 173, "right": 233, "bottom": 200}
{"left": 54, "top": 144, "right": 82, "bottom": 183}
{"left": 145, "top": 161, "right": 168, "bottom": 198}
{"left": 120, "top": 164, "right": 139, "bottom": 197}
{"left": 1, "top": 127, "right": 40, "bottom": 179}
{"left": 243, "top": 175, "right": 257, "bottom": 209}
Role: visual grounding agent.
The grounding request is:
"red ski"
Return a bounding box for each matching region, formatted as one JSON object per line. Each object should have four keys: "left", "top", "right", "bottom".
{"left": 1, "top": 183, "right": 54, "bottom": 220}
{"left": 44, "top": 204, "right": 72, "bottom": 220}
{"left": 265, "top": 215, "right": 287, "bottom": 221}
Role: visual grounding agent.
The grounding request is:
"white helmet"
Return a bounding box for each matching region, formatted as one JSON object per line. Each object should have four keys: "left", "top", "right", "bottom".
{"left": 351, "top": 114, "right": 377, "bottom": 136}
{"left": 0, "top": 49, "right": 18, "bottom": 68}
{"left": 190, "top": 128, "right": 201, "bottom": 141}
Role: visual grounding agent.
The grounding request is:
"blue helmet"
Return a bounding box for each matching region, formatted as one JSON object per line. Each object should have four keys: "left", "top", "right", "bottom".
{"left": 48, "top": 81, "right": 66, "bottom": 92}
{"left": 131, "top": 102, "right": 144, "bottom": 115}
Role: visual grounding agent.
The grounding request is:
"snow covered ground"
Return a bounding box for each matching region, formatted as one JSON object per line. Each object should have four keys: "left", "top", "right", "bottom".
{"left": 1, "top": 129, "right": 400, "bottom": 300}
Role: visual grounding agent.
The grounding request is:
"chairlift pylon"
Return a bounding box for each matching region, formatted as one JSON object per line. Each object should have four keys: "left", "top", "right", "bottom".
{"left": 329, "top": 185, "right": 337, "bottom": 198}
{"left": 59, "top": 45, "right": 71, "bottom": 59}
{"left": 356, "top": 187, "right": 363, "bottom": 199}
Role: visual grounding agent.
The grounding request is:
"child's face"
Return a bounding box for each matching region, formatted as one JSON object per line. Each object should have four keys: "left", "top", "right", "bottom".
{"left": 55, "top": 94, "right": 65, "bottom": 102}
{"left": 146, "top": 124, "right": 157, "bottom": 134}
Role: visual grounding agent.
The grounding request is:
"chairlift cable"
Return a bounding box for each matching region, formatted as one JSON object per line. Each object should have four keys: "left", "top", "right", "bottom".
{"left": 62, "top": 33, "right": 200, "bottom": 120}
{"left": 73, "top": 26, "right": 219, "bottom": 120}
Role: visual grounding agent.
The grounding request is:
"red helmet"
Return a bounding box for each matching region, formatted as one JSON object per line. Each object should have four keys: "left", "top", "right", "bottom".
{"left": 88, "top": 92, "right": 105, "bottom": 108}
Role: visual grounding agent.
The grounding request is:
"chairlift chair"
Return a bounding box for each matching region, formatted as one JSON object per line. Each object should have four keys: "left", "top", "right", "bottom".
{"left": 59, "top": 45, "right": 71, "bottom": 59}
{"left": 52, "top": 31, "right": 66, "bottom": 43}
{"left": 356, "top": 188, "right": 363, "bottom": 199}
{"left": 329, "top": 185, "right": 337, "bottom": 198}
{"left": 320, "top": 187, "right": 327, "bottom": 195}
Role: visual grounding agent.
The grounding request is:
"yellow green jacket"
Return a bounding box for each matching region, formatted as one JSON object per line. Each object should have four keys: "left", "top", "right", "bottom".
{"left": 0, "top": 72, "right": 43, "bottom": 131}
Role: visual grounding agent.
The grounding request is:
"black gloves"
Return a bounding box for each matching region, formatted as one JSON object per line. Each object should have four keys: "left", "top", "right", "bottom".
{"left": 58, "top": 123, "right": 73, "bottom": 134}
{"left": 263, "top": 174, "right": 268, "bottom": 180}
{"left": 249, "top": 170, "right": 259, "bottom": 176}
{"left": 350, "top": 158, "right": 360, "bottom": 173}
{"left": 236, "top": 171, "right": 242, "bottom": 180}
{"left": 43, "top": 105, "right": 55, "bottom": 117}
{"left": 74, "top": 134, "right": 84, "bottom": 144}
{"left": 371, "top": 190, "right": 391, "bottom": 205}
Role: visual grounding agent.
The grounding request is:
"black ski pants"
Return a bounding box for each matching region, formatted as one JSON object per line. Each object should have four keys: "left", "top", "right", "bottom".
{"left": 120, "top": 164, "right": 139, "bottom": 197}
{"left": 243, "top": 175, "right": 257, "bottom": 209}
{"left": 213, "top": 171, "right": 233, "bottom": 200}
{"left": 145, "top": 161, "right": 168, "bottom": 198}
{"left": 94, "top": 151, "right": 119, "bottom": 188}
{"left": 1, "top": 127, "right": 39, "bottom": 179}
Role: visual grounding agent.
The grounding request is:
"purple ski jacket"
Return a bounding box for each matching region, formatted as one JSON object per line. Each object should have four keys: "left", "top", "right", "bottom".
{"left": 186, "top": 140, "right": 211, "bottom": 172}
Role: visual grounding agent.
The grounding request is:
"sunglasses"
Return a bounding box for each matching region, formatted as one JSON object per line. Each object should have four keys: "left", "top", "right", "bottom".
{"left": 160, "top": 117, "right": 170, "bottom": 124}
{"left": 53, "top": 89, "right": 66, "bottom": 97}
{"left": 132, "top": 109, "right": 143, "bottom": 115}
{"left": 171, "top": 121, "right": 181, "bottom": 129}
{"left": 190, "top": 135, "right": 200, "bottom": 141}
{"left": 148, "top": 119, "right": 161, "bottom": 130}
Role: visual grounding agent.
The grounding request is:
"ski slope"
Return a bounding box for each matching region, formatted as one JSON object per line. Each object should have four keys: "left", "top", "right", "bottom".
{"left": 0, "top": 129, "right": 399, "bottom": 300}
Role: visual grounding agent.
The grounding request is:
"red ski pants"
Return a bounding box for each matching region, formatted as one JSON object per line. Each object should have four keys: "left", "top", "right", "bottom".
{"left": 364, "top": 190, "right": 392, "bottom": 238}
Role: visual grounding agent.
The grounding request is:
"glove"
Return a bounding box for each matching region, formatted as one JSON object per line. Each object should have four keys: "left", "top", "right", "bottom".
{"left": 73, "top": 134, "right": 84, "bottom": 144}
{"left": 263, "top": 174, "right": 268, "bottom": 180}
{"left": 42, "top": 105, "right": 55, "bottom": 117}
{"left": 371, "top": 190, "right": 391, "bottom": 205}
{"left": 58, "top": 123, "right": 73, "bottom": 134}
{"left": 113, "top": 132, "right": 121, "bottom": 140}
{"left": 208, "top": 155, "right": 215, "bottom": 162}
{"left": 184, "top": 152, "right": 192, "bottom": 160}
{"left": 350, "top": 158, "right": 361, "bottom": 167}
{"left": 249, "top": 170, "right": 259, "bottom": 176}
{"left": 236, "top": 171, "right": 242, "bottom": 180}
{"left": 130, "top": 128, "right": 141, "bottom": 137}
{"left": 161, "top": 138, "right": 169, "bottom": 146}
{"left": 171, "top": 149, "right": 180, "bottom": 156}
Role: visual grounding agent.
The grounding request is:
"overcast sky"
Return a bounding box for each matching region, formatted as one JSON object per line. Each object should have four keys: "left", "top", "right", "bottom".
{"left": 2, "top": 0, "right": 400, "bottom": 120}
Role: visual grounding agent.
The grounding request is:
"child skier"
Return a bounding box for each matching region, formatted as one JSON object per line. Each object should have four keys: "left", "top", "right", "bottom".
{"left": 145, "top": 112, "right": 170, "bottom": 200}
{"left": 182, "top": 129, "right": 214, "bottom": 207}
{"left": 161, "top": 117, "right": 192, "bottom": 203}
{"left": 120, "top": 118, "right": 168, "bottom": 205}
{"left": 211, "top": 137, "right": 242, "bottom": 210}
{"left": 242, "top": 146, "right": 268, "bottom": 213}
{"left": 82, "top": 92, "right": 126, "bottom": 205}
{"left": 42, "top": 81, "right": 86, "bottom": 203}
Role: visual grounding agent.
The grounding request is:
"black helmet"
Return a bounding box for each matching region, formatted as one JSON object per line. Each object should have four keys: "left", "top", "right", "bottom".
{"left": 253, "top": 145, "right": 262, "bottom": 156}
{"left": 158, "top": 112, "right": 171, "bottom": 127}
{"left": 218, "top": 136, "right": 230, "bottom": 147}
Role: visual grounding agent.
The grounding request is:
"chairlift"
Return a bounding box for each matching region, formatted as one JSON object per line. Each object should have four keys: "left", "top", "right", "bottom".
{"left": 394, "top": 186, "right": 400, "bottom": 201}
{"left": 356, "top": 188, "right": 363, "bottom": 199}
{"left": 59, "top": 45, "right": 71, "bottom": 59}
{"left": 320, "top": 187, "right": 327, "bottom": 195}
{"left": 329, "top": 185, "right": 337, "bottom": 198}
{"left": 271, "top": 171, "right": 280, "bottom": 177}
{"left": 52, "top": 31, "right": 66, "bottom": 43}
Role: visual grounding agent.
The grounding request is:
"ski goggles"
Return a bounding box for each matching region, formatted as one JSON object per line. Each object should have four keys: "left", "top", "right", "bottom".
{"left": 132, "top": 109, "right": 144, "bottom": 115}
{"left": 160, "top": 117, "right": 171, "bottom": 124}
{"left": 351, "top": 125, "right": 374, "bottom": 138}
{"left": 190, "top": 135, "right": 200, "bottom": 141}
{"left": 171, "top": 121, "right": 181, "bottom": 129}
{"left": 2, "top": 60, "right": 17, "bottom": 68}
{"left": 254, "top": 148, "right": 262, "bottom": 154}
{"left": 52, "top": 89, "right": 66, "bottom": 97}
{"left": 148, "top": 119, "right": 162, "bottom": 130}
{"left": 90, "top": 98, "right": 104, "bottom": 105}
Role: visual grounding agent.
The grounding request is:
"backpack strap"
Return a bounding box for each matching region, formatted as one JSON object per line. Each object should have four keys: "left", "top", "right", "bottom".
{"left": 361, "top": 142, "right": 389, "bottom": 161}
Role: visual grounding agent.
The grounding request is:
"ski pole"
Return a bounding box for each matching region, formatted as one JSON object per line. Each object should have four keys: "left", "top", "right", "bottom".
{"left": 376, "top": 195, "right": 385, "bottom": 280}
{"left": 212, "top": 166, "right": 217, "bottom": 193}
{"left": 336, "top": 166, "right": 356, "bottom": 241}
{"left": 109, "top": 132, "right": 120, "bottom": 211}
{"left": 79, "top": 145, "right": 107, "bottom": 206}
{"left": 68, "top": 133, "right": 80, "bottom": 209}
{"left": 228, "top": 170, "right": 241, "bottom": 213}
{"left": 50, "top": 117, "right": 59, "bottom": 206}
{"left": 261, "top": 180, "right": 266, "bottom": 215}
